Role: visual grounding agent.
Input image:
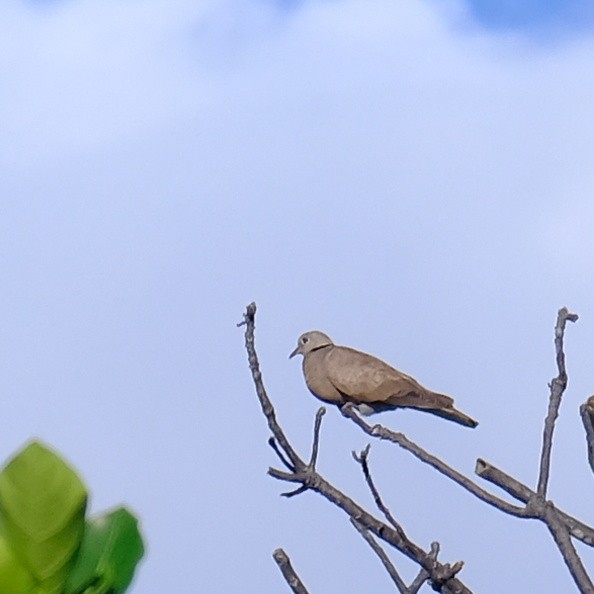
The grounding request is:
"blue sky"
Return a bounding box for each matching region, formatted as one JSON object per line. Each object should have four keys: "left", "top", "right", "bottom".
{"left": 2, "top": 1, "right": 594, "bottom": 593}
{"left": 270, "top": 0, "right": 594, "bottom": 31}
{"left": 466, "top": 0, "right": 594, "bottom": 30}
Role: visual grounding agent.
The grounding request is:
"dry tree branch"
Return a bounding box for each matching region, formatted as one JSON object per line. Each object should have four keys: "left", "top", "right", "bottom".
{"left": 579, "top": 396, "right": 594, "bottom": 476}
{"left": 542, "top": 504, "right": 593, "bottom": 593}
{"left": 342, "top": 406, "right": 529, "bottom": 518}
{"left": 537, "top": 307, "right": 578, "bottom": 498}
{"left": 351, "top": 519, "right": 429, "bottom": 594}
{"left": 343, "top": 405, "right": 594, "bottom": 547}
{"left": 276, "top": 408, "right": 326, "bottom": 498}
{"left": 352, "top": 444, "right": 409, "bottom": 538}
{"left": 240, "top": 302, "right": 471, "bottom": 594}
{"left": 273, "top": 549, "right": 311, "bottom": 594}
{"left": 242, "top": 303, "right": 593, "bottom": 592}
{"left": 351, "top": 445, "right": 438, "bottom": 594}
{"left": 238, "top": 302, "right": 304, "bottom": 470}
{"left": 410, "top": 545, "right": 440, "bottom": 594}
{"left": 351, "top": 519, "right": 409, "bottom": 592}
{"left": 476, "top": 459, "right": 594, "bottom": 546}
{"left": 476, "top": 308, "right": 593, "bottom": 593}
{"left": 342, "top": 306, "right": 594, "bottom": 593}
{"left": 265, "top": 411, "right": 468, "bottom": 592}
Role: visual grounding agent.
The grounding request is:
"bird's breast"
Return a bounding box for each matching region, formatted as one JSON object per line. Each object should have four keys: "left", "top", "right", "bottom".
{"left": 303, "top": 352, "right": 344, "bottom": 404}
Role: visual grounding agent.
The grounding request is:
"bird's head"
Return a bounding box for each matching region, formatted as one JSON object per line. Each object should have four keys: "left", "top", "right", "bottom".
{"left": 289, "top": 331, "right": 334, "bottom": 359}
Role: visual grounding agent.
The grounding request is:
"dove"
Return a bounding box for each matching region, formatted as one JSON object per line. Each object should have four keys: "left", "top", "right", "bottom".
{"left": 290, "top": 331, "right": 477, "bottom": 428}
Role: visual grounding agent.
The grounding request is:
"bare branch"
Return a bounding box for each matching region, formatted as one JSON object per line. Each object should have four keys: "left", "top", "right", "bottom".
{"left": 475, "top": 458, "right": 534, "bottom": 503}
{"left": 352, "top": 444, "right": 408, "bottom": 540}
{"left": 240, "top": 302, "right": 304, "bottom": 469}
{"left": 244, "top": 305, "right": 593, "bottom": 592}
{"left": 476, "top": 459, "right": 594, "bottom": 546}
{"left": 350, "top": 448, "right": 435, "bottom": 594}
{"left": 282, "top": 485, "right": 309, "bottom": 498}
{"left": 309, "top": 407, "right": 326, "bottom": 469}
{"left": 342, "top": 405, "right": 529, "bottom": 518}
{"left": 352, "top": 445, "right": 434, "bottom": 592}
{"left": 537, "top": 307, "right": 578, "bottom": 498}
{"left": 269, "top": 436, "right": 468, "bottom": 591}
{"left": 339, "top": 307, "right": 592, "bottom": 592}
{"left": 268, "top": 461, "right": 470, "bottom": 593}
{"left": 269, "top": 437, "right": 296, "bottom": 472}
{"left": 242, "top": 303, "right": 472, "bottom": 594}
{"left": 408, "top": 570, "right": 431, "bottom": 594}
{"left": 580, "top": 396, "right": 594, "bottom": 476}
{"left": 543, "top": 505, "right": 594, "bottom": 594}
{"left": 351, "top": 519, "right": 413, "bottom": 593}
{"left": 409, "top": 544, "right": 440, "bottom": 593}
{"left": 273, "top": 549, "right": 310, "bottom": 594}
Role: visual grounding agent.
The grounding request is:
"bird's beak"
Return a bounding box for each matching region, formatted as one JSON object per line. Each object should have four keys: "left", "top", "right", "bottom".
{"left": 289, "top": 346, "right": 300, "bottom": 359}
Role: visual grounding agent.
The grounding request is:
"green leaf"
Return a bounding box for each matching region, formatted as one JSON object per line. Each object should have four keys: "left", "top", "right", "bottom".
{"left": 0, "top": 532, "right": 35, "bottom": 593}
{"left": 0, "top": 441, "right": 88, "bottom": 590}
{"left": 65, "top": 507, "right": 144, "bottom": 594}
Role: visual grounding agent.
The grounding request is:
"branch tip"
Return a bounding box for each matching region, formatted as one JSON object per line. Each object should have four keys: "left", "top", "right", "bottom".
{"left": 308, "top": 408, "right": 327, "bottom": 469}
{"left": 282, "top": 485, "right": 308, "bottom": 498}
{"left": 537, "top": 307, "right": 578, "bottom": 499}
{"left": 580, "top": 397, "right": 594, "bottom": 476}
{"left": 237, "top": 302, "right": 257, "bottom": 327}
{"left": 273, "top": 548, "right": 310, "bottom": 594}
{"left": 352, "top": 443, "right": 371, "bottom": 463}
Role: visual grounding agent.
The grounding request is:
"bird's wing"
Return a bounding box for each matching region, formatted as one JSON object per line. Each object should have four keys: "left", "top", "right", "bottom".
{"left": 324, "top": 346, "right": 426, "bottom": 403}
{"left": 324, "top": 346, "right": 477, "bottom": 427}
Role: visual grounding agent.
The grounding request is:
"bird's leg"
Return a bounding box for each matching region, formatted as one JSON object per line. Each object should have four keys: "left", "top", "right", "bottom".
{"left": 355, "top": 403, "right": 376, "bottom": 416}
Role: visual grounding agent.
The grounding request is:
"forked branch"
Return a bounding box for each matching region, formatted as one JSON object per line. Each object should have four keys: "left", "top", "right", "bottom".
{"left": 242, "top": 303, "right": 593, "bottom": 593}
{"left": 341, "top": 307, "right": 593, "bottom": 593}
{"left": 240, "top": 302, "right": 471, "bottom": 594}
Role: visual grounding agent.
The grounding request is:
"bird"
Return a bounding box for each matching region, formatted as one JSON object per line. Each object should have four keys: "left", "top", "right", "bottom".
{"left": 289, "top": 330, "right": 478, "bottom": 428}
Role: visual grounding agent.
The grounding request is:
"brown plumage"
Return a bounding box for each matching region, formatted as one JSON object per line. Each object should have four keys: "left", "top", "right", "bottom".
{"left": 290, "top": 330, "right": 477, "bottom": 428}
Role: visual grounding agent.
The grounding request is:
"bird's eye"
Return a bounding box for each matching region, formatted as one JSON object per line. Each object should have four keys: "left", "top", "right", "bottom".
{"left": 302, "top": 336, "right": 309, "bottom": 344}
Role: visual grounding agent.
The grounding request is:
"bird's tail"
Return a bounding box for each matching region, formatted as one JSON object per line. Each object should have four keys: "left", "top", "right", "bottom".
{"left": 386, "top": 391, "right": 478, "bottom": 428}
{"left": 419, "top": 402, "right": 478, "bottom": 428}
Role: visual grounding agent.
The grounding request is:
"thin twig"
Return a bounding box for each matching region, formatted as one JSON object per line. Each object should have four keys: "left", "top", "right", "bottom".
{"left": 242, "top": 303, "right": 471, "bottom": 594}
{"left": 340, "top": 308, "right": 592, "bottom": 591}
{"left": 537, "top": 307, "right": 578, "bottom": 498}
{"left": 353, "top": 445, "right": 408, "bottom": 540}
{"left": 351, "top": 519, "right": 411, "bottom": 593}
{"left": 475, "top": 459, "right": 534, "bottom": 503}
{"left": 281, "top": 485, "right": 309, "bottom": 498}
{"left": 309, "top": 408, "right": 326, "bottom": 468}
{"left": 352, "top": 445, "right": 433, "bottom": 592}
{"left": 266, "top": 463, "right": 469, "bottom": 593}
{"left": 476, "top": 459, "right": 594, "bottom": 546}
{"left": 543, "top": 505, "right": 594, "bottom": 594}
{"left": 243, "top": 304, "right": 594, "bottom": 593}
{"left": 579, "top": 396, "right": 594, "bottom": 476}
{"left": 240, "top": 302, "right": 304, "bottom": 469}
{"left": 269, "top": 438, "right": 296, "bottom": 471}
{"left": 342, "top": 405, "right": 529, "bottom": 518}
{"left": 409, "top": 571, "right": 430, "bottom": 594}
{"left": 273, "top": 549, "right": 310, "bottom": 594}
{"left": 410, "top": 545, "right": 438, "bottom": 593}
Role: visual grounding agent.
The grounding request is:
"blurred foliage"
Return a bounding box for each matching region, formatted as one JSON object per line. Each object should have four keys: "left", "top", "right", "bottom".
{"left": 0, "top": 442, "right": 144, "bottom": 594}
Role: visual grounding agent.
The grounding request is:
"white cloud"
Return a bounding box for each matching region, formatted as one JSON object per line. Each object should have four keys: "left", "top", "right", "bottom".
{"left": 2, "top": 0, "right": 593, "bottom": 176}
{"left": 0, "top": 0, "right": 219, "bottom": 167}
{"left": 3, "top": 2, "right": 594, "bottom": 594}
